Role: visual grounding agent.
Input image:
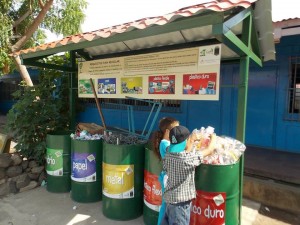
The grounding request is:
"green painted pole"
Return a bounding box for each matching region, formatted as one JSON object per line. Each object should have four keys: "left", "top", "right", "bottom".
{"left": 236, "top": 55, "right": 250, "bottom": 224}
{"left": 236, "top": 14, "right": 253, "bottom": 224}
{"left": 69, "top": 51, "right": 77, "bottom": 130}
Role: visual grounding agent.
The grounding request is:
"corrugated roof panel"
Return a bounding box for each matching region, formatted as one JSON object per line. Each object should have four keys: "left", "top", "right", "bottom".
{"left": 15, "top": 0, "right": 257, "bottom": 57}
{"left": 273, "top": 17, "right": 300, "bottom": 23}
{"left": 15, "top": 0, "right": 276, "bottom": 63}
{"left": 273, "top": 18, "right": 300, "bottom": 42}
{"left": 221, "top": 43, "right": 239, "bottom": 58}
{"left": 84, "top": 42, "right": 130, "bottom": 56}
{"left": 124, "top": 32, "right": 186, "bottom": 51}
{"left": 181, "top": 26, "right": 214, "bottom": 42}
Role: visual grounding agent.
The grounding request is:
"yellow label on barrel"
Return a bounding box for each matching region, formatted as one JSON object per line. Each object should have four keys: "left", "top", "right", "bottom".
{"left": 102, "top": 162, "right": 134, "bottom": 199}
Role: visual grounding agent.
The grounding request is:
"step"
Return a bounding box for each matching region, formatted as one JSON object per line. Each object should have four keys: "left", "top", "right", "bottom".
{"left": 243, "top": 175, "right": 300, "bottom": 215}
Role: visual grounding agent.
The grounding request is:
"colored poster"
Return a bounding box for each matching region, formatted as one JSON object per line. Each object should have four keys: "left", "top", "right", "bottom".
{"left": 78, "top": 79, "right": 93, "bottom": 94}
{"left": 46, "top": 148, "right": 63, "bottom": 176}
{"left": 182, "top": 73, "right": 217, "bottom": 95}
{"left": 190, "top": 190, "right": 226, "bottom": 225}
{"left": 120, "top": 77, "right": 143, "bottom": 94}
{"left": 148, "top": 75, "right": 175, "bottom": 94}
{"left": 143, "top": 170, "right": 162, "bottom": 212}
{"left": 102, "top": 162, "right": 134, "bottom": 199}
{"left": 98, "top": 78, "right": 116, "bottom": 94}
{"left": 71, "top": 153, "right": 96, "bottom": 182}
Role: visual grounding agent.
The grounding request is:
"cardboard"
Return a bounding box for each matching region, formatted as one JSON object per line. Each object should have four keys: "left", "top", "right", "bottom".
{"left": 0, "top": 133, "right": 11, "bottom": 153}
{"left": 77, "top": 123, "right": 104, "bottom": 135}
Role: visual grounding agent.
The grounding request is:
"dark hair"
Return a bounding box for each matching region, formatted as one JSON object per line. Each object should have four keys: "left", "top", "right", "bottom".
{"left": 150, "top": 117, "right": 179, "bottom": 160}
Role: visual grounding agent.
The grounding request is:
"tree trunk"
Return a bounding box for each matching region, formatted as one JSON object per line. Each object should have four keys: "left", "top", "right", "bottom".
{"left": 13, "top": 55, "right": 34, "bottom": 86}
{"left": 11, "top": 0, "right": 54, "bottom": 86}
{"left": 12, "top": 0, "right": 54, "bottom": 52}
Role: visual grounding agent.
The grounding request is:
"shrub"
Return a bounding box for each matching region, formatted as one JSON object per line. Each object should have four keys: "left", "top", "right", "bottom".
{"left": 6, "top": 58, "right": 70, "bottom": 165}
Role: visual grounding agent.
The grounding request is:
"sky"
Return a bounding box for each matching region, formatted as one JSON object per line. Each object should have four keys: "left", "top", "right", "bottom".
{"left": 46, "top": 0, "right": 299, "bottom": 42}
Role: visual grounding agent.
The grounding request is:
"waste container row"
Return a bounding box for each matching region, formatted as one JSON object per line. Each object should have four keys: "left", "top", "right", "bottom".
{"left": 46, "top": 132, "right": 144, "bottom": 220}
{"left": 46, "top": 132, "right": 243, "bottom": 225}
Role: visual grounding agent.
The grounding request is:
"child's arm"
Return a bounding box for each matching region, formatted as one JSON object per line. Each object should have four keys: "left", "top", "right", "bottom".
{"left": 162, "top": 129, "right": 170, "bottom": 140}
{"left": 159, "top": 139, "right": 170, "bottom": 159}
{"left": 159, "top": 129, "right": 170, "bottom": 158}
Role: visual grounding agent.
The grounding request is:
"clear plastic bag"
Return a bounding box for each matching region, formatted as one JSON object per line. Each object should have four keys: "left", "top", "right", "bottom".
{"left": 192, "top": 126, "right": 246, "bottom": 165}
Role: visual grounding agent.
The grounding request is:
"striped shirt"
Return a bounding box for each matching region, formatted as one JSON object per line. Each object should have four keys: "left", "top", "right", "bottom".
{"left": 162, "top": 150, "right": 203, "bottom": 204}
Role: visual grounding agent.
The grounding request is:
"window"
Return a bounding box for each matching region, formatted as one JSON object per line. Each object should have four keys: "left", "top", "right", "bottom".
{"left": 286, "top": 57, "right": 300, "bottom": 120}
{"left": 79, "top": 98, "right": 182, "bottom": 113}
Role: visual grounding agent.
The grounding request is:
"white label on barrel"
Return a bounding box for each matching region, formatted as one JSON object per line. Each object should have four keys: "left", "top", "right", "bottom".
{"left": 46, "top": 148, "right": 63, "bottom": 176}
{"left": 71, "top": 152, "right": 96, "bottom": 182}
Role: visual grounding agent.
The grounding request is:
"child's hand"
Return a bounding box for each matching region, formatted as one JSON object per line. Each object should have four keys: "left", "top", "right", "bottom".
{"left": 199, "top": 133, "right": 217, "bottom": 157}
{"left": 190, "top": 132, "right": 197, "bottom": 142}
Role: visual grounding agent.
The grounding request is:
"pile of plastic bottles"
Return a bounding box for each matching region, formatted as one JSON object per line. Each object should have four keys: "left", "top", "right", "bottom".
{"left": 192, "top": 126, "right": 246, "bottom": 165}
{"left": 70, "top": 130, "right": 103, "bottom": 140}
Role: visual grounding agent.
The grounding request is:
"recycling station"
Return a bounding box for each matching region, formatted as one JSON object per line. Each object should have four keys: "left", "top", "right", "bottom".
{"left": 18, "top": 1, "right": 275, "bottom": 224}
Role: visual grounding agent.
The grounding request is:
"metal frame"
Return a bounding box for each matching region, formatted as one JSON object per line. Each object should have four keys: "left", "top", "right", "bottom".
{"left": 102, "top": 97, "right": 162, "bottom": 140}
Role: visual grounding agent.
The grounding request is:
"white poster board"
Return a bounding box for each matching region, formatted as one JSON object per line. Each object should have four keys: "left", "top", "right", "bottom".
{"left": 78, "top": 44, "right": 221, "bottom": 100}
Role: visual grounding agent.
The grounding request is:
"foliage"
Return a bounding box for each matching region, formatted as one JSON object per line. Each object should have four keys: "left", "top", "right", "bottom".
{"left": 5, "top": 54, "right": 71, "bottom": 165}
{"left": 0, "top": 0, "right": 13, "bottom": 72}
{"left": 0, "top": 0, "right": 87, "bottom": 75}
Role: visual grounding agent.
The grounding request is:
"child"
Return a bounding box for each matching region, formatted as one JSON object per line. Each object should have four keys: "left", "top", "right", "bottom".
{"left": 151, "top": 117, "right": 179, "bottom": 160}
{"left": 160, "top": 125, "right": 216, "bottom": 225}
{"left": 150, "top": 117, "right": 179, "bottom": 225}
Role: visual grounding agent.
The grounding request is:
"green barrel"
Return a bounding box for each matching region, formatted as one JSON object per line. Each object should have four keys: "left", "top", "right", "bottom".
{"left": 46, "top": 131, "right": 71, "bottom": 193}
{"left": 102, "top": 142, "right": 145, "bottom": 221}
{"left": 190, "top": 159, "right": 242, "bottom": 225}
{"left": 71, "top": 139, "right": 103, "bottom": 203}
{"left": 143, "top": 146, "right": 163, "bottom": 225}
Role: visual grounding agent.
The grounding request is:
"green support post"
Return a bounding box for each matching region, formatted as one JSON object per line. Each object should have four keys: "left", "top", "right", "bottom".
{"left": 236, "top": 55, "right": 250, "bottom": 224}
{"left": 69, "top": 51, "right": 77, "bottom": 130}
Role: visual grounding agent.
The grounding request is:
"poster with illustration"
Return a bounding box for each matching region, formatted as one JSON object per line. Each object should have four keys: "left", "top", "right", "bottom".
{"left": 98, "top": 78, "right": 116, "bottom": 94}
{"left": 148, "top": 75, "right": 175, "bottom": 94}
{"left": 183, "top": 73, "right": 217, "bottom": 95}
{"left": 79, "top": 79, "right": 93, "bottom": 94}
{"left": 120, "top": 77, "right": 143, "bottom": 94}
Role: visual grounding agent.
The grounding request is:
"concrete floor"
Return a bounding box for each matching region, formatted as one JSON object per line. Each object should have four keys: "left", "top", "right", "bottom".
{"left": 0, "top": 186, "right": 299, "bottom": 225}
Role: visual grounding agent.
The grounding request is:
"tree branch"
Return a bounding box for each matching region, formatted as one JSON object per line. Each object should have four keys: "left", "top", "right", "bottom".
{"left": 11, "top": 0, "right": 54, "bottom": 52}
{"left": 13, "top": 10, "right": 32, "bottom": 27}
{"left": 38, "top": 0, "right": 44, "bottom": 9}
